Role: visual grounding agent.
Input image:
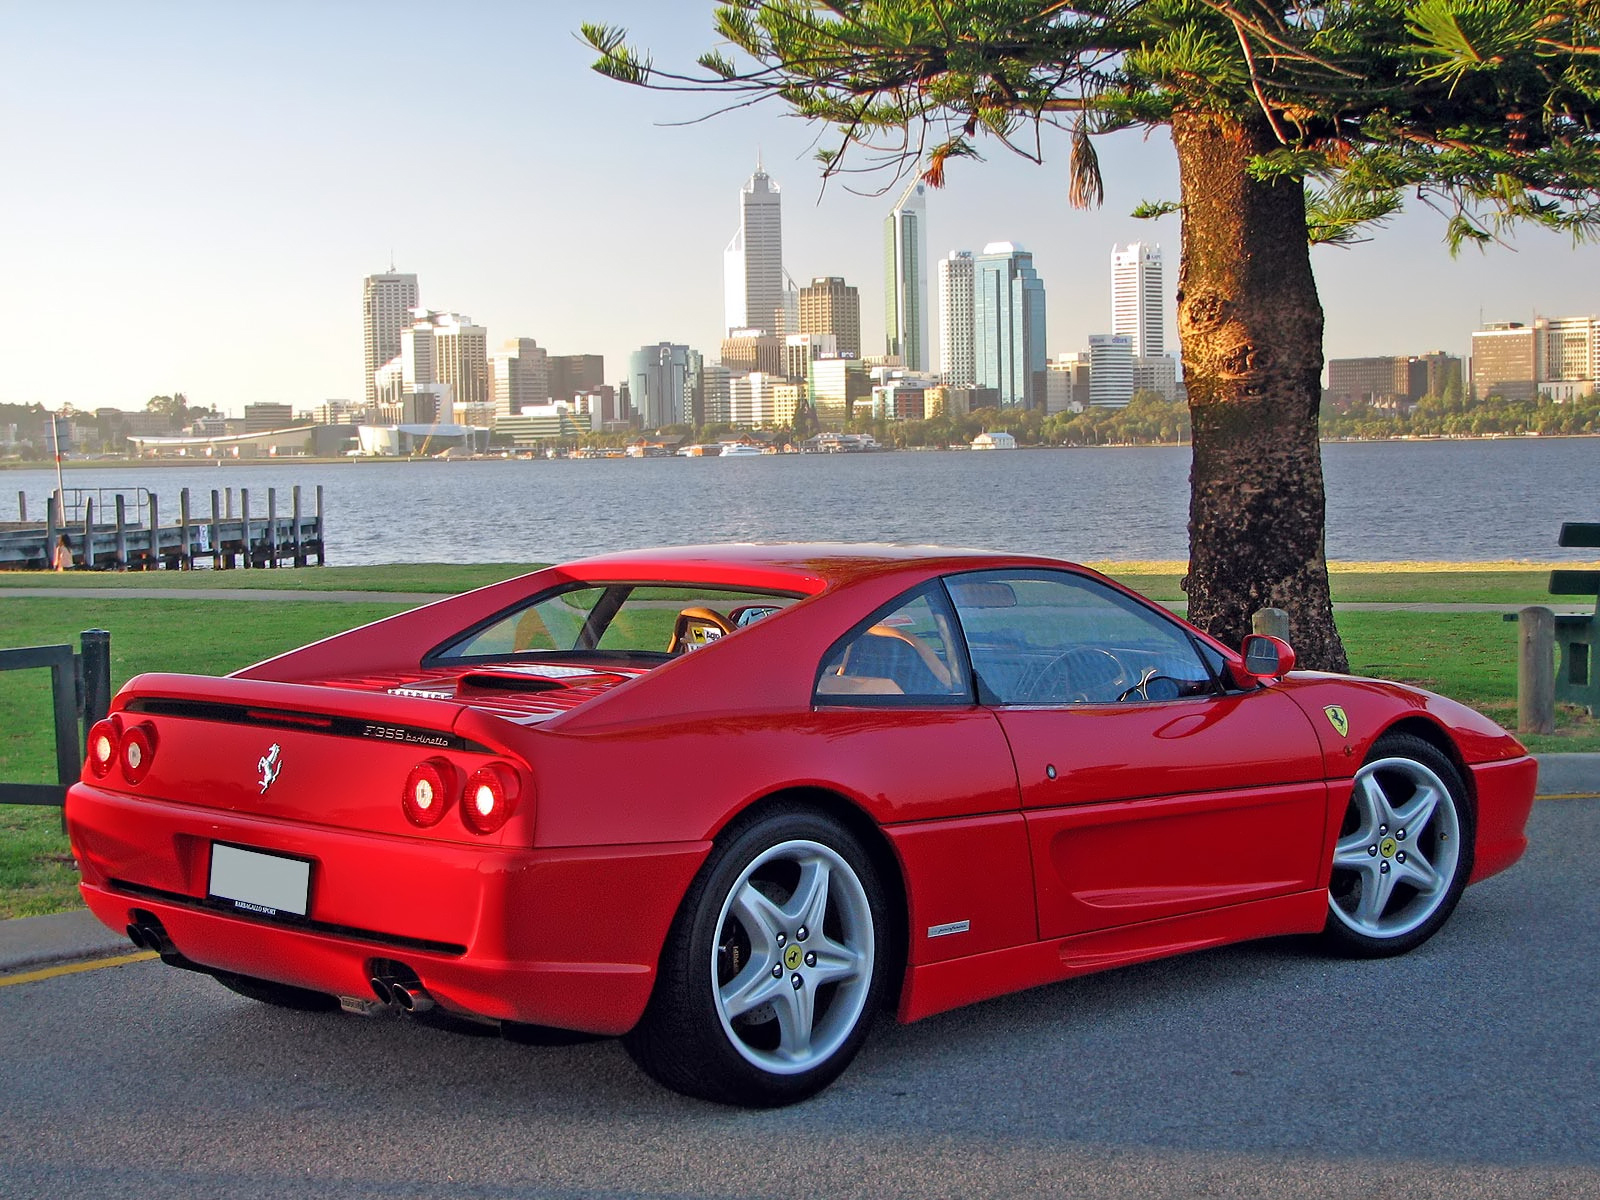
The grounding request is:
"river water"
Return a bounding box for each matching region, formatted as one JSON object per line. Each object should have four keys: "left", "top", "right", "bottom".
{"left": 5, "top": 438, "right": 1596, "bottom": 565}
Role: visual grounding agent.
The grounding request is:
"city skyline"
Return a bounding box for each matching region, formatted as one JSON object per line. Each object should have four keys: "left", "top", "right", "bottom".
{"left": 5, "top": 2, "right": 1600, "bottom": 417}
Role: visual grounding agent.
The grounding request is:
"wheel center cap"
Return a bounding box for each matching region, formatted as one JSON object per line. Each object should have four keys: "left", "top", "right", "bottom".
{"left": 1380, "top": 836, "right": 1398, "bottom": 859}
{"left": 783, "top": 944, "right": 804, "bottom": 971}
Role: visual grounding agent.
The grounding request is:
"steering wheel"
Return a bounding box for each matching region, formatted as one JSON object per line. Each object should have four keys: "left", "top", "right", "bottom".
{"left": 1117, "top": 669, "right": 1185, "bottom": 703}
{"left": 668, "top": 607, "right": 734, "bottom": 654}
{"left": 1017, "top": 647, "right": 1128, "bottom": 704}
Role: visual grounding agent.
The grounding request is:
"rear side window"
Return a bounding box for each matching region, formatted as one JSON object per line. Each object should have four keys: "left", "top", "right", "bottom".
{"left": 815, "top": 587, "right": 970, "bottom": 704}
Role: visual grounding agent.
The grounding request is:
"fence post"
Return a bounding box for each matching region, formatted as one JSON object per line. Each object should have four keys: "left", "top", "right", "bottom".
{"left": 1251, "top": 607, "right": 1292, "bottom": 641}
{"left": 1517, "top": 605, "right": 1556, "bottom": 735}
{"left": 80, "top": 629, "right": 112, "bottom": 745}
{"left": 241, "top": 488, "right": 252, "bottom": 569}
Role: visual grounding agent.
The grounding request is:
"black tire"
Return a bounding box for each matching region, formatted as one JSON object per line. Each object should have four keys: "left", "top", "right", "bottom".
{"left": 624, "top": 807, "right": 888, "bottom": 1107}
{"left": 213, "top": 970, "right": 341, "bottom": 1013}
{"left": 1321, "top": 732, "right": 1476, "bottom": 958}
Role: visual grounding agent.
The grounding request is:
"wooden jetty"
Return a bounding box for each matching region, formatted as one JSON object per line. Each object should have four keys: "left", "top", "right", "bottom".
{"left": 0, "top": 485, "right": 325, "bottom": 571}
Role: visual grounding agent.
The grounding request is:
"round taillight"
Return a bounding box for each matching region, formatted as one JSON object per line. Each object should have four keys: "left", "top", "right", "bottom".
{"left": 402, "top": 759, "right": 456, "bottom": 828}
{"left": 87, "top": 719, "right": 120, "bottom": 779}
{"left": 121, "top": 722, "right": 157, "bottom": 785}
{"left": 461, "top": 763, "right": 519, "bottom": 835}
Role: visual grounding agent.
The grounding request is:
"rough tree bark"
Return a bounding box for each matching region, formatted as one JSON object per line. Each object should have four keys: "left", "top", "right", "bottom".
{"left": 1172, "top": 110, "right": 1349, "bottom": 672}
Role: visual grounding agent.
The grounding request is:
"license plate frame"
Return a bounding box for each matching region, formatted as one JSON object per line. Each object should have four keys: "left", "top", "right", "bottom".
{"left": 207, "top": 842, "right": 312, "bottom": 920}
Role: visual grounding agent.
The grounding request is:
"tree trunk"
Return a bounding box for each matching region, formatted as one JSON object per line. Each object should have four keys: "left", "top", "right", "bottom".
{"left": 1172, "top": 110, "right": 1348, "bottom": 672}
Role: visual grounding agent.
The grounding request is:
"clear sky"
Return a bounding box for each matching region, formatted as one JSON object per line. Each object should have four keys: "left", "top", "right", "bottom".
{"left": 4, "top": 1, "right": 1598, "bottom": 416}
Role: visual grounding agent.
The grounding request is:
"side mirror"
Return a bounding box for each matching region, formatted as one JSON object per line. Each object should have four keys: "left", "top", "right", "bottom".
{"left": 1239, "top": 634, "right": 1296, "bottom": 683}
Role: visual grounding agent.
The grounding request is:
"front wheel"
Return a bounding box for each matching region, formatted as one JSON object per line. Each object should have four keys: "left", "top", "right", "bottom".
{"left": 1322, "top": 733, "right": 1475, "bottom": 957}
{"left": 624, "top": 808, "right": 888, "bottom": 1107}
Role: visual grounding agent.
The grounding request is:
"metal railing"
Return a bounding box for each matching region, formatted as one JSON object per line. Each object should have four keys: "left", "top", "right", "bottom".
{"left": 0, "top": 630, "right": 111, "bottom": 806}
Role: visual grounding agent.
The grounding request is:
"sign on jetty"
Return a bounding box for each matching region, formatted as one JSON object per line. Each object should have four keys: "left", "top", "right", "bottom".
{"left": 0, "top": 485, "right": 325, "bottom": 571}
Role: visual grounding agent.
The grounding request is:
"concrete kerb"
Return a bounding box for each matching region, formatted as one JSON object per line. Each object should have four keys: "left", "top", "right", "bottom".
{"left": 4, "top": 754, "right": 1596, "bottom": 978}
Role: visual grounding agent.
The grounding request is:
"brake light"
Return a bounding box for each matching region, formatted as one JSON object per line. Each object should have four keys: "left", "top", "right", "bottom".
{"left": 461, "top": 763, "right": 519, "bottom": 835}
{"left": 87, "top": 718, "right": 120, "bottom": 779}
{"left": 402, "top": 759, "right": 457, "bottom": 828}
{"left": 121, "top": 722, "right": 157, "bottom": 785}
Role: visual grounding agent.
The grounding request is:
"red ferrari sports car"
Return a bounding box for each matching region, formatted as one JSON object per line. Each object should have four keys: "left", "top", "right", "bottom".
{"left": 67, "top": 544, "right": 1535, "bottom": 1106}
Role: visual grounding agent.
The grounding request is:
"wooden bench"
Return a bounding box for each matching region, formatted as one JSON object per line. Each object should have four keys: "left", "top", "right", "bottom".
{"left": 1547, "top": 522, "right": 1600, "bottom": 714}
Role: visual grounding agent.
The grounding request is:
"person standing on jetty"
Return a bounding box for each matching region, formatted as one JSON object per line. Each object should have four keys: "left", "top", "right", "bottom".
{"left": 52, "top": 533, "right": 73, "bottom": 571}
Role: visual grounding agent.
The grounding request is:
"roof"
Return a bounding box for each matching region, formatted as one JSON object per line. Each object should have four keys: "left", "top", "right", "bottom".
{"left": 558, "top": 542, "right": 1076, "bottom": 593}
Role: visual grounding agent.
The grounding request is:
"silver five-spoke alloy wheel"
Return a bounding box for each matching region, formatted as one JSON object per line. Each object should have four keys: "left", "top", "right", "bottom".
{"left": 1328, "top": 750, "right": 1464, "bottom": 946}
{"left": 710, "top": 838, "right": 875, "bottom": 1076}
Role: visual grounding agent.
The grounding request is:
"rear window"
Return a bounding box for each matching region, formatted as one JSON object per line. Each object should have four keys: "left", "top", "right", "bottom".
{"left": 430, "top": 584, "right": 804, "bottom": 662}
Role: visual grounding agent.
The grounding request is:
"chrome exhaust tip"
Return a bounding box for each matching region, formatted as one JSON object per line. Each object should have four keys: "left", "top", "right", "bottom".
{"left": 391, "top": 983, "right": 435, "bottom": 1014}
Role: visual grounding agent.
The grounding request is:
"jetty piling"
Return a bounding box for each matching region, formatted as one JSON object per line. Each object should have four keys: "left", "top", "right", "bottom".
{"left": 1, "top": 485, "right": 323, "bottom": 571}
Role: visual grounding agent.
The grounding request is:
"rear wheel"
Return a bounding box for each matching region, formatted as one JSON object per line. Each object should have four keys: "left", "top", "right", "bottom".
{"left": 624, "top": 808, "right": 888, "bottom": 1107}
{"left": 1323, "top": 733, "right": 1475, "bottom": 957}
{"left": 213, "top": 970, "right": 340, "bottom": 1013}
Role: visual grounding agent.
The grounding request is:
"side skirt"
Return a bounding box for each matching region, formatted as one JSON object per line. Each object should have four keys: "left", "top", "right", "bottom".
{"left": 896, "top": 889, "right": 1328, "bottom": 1024}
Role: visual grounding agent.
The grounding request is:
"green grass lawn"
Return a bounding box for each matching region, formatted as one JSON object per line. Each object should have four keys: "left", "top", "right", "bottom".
{"left": 2, "top": 568, "right": 1593, "bottom": 920}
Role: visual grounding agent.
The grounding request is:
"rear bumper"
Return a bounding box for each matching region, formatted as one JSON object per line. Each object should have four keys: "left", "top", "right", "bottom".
{"left": 68, "top": 783, "right": 708, "bottom": 1035}
{"left": 1467, "top": 754, "right": 1538, "bottom": 884}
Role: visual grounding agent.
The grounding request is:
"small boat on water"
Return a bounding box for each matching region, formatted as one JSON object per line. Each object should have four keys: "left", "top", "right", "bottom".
{"left": 719, "top": 442, "right": 767, "bottom": 457}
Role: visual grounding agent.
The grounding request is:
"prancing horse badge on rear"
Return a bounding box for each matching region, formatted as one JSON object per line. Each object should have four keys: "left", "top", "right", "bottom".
{"left": 258, "top": 743, "right": 283, "bottom": 794}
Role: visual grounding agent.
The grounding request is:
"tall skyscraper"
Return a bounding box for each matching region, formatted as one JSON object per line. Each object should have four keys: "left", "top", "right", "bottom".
{"left": 884, "top": 179, "right": 929, "bottom": 370}
{"left": 1112, "top": 243, "right": 1164, "bottom": 358}
{"left": 724, "top": 161, "right": 787, "bottom": 335}
{"left": 974, "top": 242, "right": 1047, "bottom": 408}
{"left": 798, "top": 277, "right": 861, "bottom": 359}
{"left": 363, "top": 271, "right": 419, "bottom": 408}
{"left": 938, "top": 250, "right": 975, "bottom": 386}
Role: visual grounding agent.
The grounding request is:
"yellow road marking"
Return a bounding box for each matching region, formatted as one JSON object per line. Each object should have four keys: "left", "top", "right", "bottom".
{"left": 0, "top": 950, "right": 157, "bottom": 989}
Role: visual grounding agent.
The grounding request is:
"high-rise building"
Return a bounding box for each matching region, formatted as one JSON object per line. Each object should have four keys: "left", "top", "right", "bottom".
{"left": 784, "top": 333, "right": 837, "bottom": 382}
{"left": 721, "top": 330, "right": 785, "bottom": 377}
{"left": 938, "top": 250, "right": 976, "bottom": 387}
{"left": 798, "top": 277, "right": 860, "bottom": 359}
{"left": 1112, "top": 243, "right": 1165, "bottom": 358}
{"left": 1538, "top": 315, "right": 1600, "bottom": 381}
{"left": 809, "top": 357, "right": 871, "bottom": 427}
{"left": 1470, "top": 322, "right": 1540, "bottom": 401}
{"left": 973, "top": 242, "right": 1047, "bottom": 408}
{"left": 402, "top": 311, "right": 487, "bottom": 422}
{"left": 490, "top": 338, "right": 551, "bottom": 418}
{"left": 549, "top": 354, "right": 605, "bottom": 403}
{"left": 1088, "top": 334, "right": 1135, "bottom": 408}
{"left": 1046, "top": 352, "right": 1092, "bottom": 414}
{"left": 724, "top": 161, "right": 787, "bottom": 335}
{"left": 363, "top": 271, "right": 419, "bottom": 409}
{"left": 884, "top": 179, "right": 929, "bottom": 370}
{"left": 629, "top": 343, "right": 695, "bottom": 428}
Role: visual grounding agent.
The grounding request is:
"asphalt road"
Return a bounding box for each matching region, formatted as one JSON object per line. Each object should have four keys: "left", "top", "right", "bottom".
{"left": 4, "top": 800, "right": 1596, "bottom": 1200}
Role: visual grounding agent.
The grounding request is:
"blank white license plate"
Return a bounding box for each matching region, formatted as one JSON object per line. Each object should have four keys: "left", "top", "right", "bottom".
{"left": 208, "top": 843, "right": 311, "bottom": 918}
